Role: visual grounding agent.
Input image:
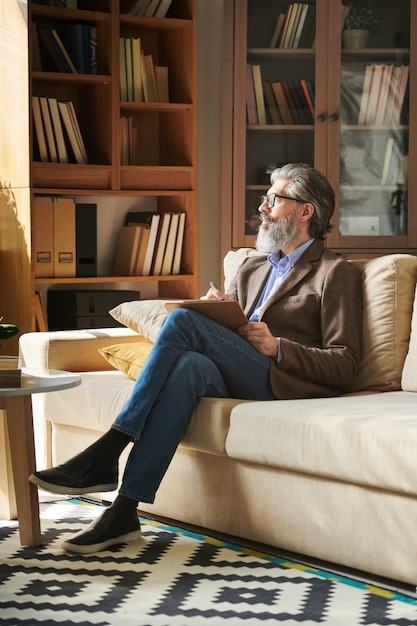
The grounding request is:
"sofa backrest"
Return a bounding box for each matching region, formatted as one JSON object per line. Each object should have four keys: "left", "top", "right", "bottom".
{"left": 223, "top": 249, "right": 417, "bottom": 393}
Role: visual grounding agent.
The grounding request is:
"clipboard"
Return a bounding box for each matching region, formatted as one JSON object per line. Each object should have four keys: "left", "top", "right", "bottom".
{"left": 165, "top": 300, "right": 248, "bottom": 331}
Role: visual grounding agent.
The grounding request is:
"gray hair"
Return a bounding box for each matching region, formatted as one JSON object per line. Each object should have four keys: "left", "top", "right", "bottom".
{"left": 270, "top": 163, "right": 334, "bottom": 239}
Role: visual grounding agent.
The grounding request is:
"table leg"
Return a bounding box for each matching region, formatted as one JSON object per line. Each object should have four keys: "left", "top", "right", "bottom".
{"left": 1, "top": 395, "right": 41, "bottom": 546}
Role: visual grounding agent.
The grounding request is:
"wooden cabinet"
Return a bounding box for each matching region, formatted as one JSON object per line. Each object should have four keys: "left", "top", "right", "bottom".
{"left": 221, "top": 0, "right": 417, "bottom": 259}
{"left": 21, "top": 0, "right": 198, "bottom": 332}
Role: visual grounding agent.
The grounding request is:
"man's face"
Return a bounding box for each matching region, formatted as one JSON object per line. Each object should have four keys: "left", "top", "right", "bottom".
{"left": 255, "top": 182, "right": 302, "bottom": 253}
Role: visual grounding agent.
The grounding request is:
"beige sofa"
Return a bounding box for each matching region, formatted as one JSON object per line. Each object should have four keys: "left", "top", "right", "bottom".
{"left": 19, "top": 250, "right": 417, "bottom": 586}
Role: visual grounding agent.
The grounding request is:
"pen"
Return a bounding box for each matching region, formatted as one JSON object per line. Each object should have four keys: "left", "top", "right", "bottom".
{"left": 209, "top": 281, "right": 217, "bottom": 289}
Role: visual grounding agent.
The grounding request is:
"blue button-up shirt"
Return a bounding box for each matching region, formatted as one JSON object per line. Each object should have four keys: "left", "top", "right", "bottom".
{"left": 249, "top": 239, "right": 314, "bottom": 362}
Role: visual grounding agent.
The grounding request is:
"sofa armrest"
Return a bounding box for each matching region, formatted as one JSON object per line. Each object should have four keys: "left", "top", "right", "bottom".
{"left": 19, "top": 327, "right": 139, "bottom": 372}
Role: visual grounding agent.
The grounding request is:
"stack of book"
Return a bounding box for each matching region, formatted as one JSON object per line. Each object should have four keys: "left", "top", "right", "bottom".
{"left": 32, "top": 96, "right": 88, "bottom": 164}
{"left": 113, "top": 211, "right": 186, "bottom": 276}
{"left": 119, "top": 36, "right": 169, "bottom": 103}
{"left": 33, "top": 23, "right": 98, "bottom": 74}
{"left": 128, "top": 0, "right": 174, "bottom": 17}
{"left": 358, "top": 64, "right": 409, "bottom": 126}
{"left": 247, "top": 65, "right": 315, "bottom": 125}
{"left": 269, "top": 3, "right": 316, "bottom": 49}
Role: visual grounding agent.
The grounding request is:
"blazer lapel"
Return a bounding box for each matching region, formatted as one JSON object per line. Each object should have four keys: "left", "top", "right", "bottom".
{"left": 257, "top": 240, "right": 324, "bottom": 314}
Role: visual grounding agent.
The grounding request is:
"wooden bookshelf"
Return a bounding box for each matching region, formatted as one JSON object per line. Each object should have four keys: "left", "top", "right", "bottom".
{"left": 2, "top": 0, "right": 198, "bottom": 336}
{"left": 221, "top": 0, "right": 417, "bottom": 259}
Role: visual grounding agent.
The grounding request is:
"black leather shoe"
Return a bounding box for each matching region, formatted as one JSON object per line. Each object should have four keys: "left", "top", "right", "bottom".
{"left": 29, "top": 456, "right": 118, "bottom": 495}
{"left": 61, "top": 507, "right": 142, "bottom": 554}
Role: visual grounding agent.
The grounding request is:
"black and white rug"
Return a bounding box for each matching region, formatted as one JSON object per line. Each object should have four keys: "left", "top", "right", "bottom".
{"left": 0, "top": 499, "right": 416, "bottom": 625}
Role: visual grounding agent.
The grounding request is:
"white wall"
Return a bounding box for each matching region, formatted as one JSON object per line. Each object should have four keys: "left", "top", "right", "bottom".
{"left": 197, "top": 0, "right": 224, "bottom": 294}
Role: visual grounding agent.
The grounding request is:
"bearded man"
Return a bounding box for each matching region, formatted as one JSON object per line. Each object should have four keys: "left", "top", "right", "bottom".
{"left": 30, "top": 163, "right": 363, "bottom": 554}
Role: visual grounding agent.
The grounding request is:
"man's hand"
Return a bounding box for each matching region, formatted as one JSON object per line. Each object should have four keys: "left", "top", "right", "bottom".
{"left": 238, "top": 322, "right": 278, "bottom": 358}
{"left": 201, "top": 287, "right": 234, "bottom": 302}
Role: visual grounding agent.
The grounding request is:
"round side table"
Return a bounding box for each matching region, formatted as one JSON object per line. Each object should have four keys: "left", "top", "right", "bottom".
{"left": 0, "top": 368, "right": 81, "bottom": 546}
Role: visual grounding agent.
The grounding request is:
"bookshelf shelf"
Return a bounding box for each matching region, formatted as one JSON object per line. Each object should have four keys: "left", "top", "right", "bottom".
{"left": 23, "top": 0, "right": 198, "bottom": 332}
{"left": 221, "top": 0, "right": 417, "bottom": 258}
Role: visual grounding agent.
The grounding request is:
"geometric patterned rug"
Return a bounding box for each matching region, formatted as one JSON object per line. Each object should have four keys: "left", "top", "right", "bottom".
{"left": 1, "top": 500, "right": 417, "bottom": 626}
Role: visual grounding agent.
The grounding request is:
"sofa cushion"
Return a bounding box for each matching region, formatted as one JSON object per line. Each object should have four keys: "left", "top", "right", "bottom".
{"left": 40, "top": 370, "right": 246, "bottom": 457}
{"left": 402, "top": 284, "right": 417, "bottom": 391}
{"left": 98, "top": 340, "right": 154, "bottom": 380}
{"left": 109, "top": 299, "right": 172, "bottom": 342}
{"left": 350, "top": 255, "right": 417, "bottom": 392}
{"left": 225, "top": 391, "right": 417, "bottom": 496}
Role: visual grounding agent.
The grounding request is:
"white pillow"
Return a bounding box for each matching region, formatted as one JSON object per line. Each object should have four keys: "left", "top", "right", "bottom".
{"left": 110, "top": 300, "right": 173, "bottom": 342}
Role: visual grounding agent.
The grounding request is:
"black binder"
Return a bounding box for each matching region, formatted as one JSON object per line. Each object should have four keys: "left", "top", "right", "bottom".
{"left": 76, "top": 203, "right": 97, "bottom": 277}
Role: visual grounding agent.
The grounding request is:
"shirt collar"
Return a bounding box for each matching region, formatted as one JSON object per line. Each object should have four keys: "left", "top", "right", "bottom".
{"left": 268, "top": 238, "right": 315, "bottom": 270}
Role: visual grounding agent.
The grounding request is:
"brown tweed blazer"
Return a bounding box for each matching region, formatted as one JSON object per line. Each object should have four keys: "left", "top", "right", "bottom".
{"left": 227, "top": 239, "right": 363, "bottom": 400}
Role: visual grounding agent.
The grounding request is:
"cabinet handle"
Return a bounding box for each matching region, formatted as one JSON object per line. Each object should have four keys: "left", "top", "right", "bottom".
{"left": 317, "top": 113, "right": 326, "bottom": 122}
{"left": 330, "top": 113, "right": 339, "bottom": 122}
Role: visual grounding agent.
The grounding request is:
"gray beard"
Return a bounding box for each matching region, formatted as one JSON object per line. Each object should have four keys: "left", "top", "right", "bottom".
{"left": 255, "top": 212, "right": 298, "bottom": 253}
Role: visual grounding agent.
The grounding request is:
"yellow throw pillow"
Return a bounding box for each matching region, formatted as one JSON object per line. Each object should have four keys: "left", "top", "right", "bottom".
{"left": 98, "top": 340, "right": 154, "bottom": 380}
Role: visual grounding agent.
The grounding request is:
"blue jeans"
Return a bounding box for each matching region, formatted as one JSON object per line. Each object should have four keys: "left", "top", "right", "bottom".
{"left": 113, "top": 308, "right": 276, "bottom": 503}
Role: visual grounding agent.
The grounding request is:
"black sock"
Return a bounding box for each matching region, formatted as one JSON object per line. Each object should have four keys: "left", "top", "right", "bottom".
{"left": 110, "top": 494, "right": 139, "bottom": 516}
{"left": 85, "top": 428, "right": 132, "bottom": 467}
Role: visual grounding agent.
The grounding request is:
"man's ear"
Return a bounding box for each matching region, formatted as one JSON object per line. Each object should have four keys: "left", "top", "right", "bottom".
{"left": 300, "top": 202, "right": 315, "bottom": 221}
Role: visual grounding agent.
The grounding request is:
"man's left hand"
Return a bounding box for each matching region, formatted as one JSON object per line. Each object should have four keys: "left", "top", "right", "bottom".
{"left": 237, "top": 322, "right": 278, "bottom": 358}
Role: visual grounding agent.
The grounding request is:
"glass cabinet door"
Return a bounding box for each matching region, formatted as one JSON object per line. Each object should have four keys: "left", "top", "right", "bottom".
{"left": 327, "top": 0, "right": 415, "bottom": 253}
{"left": 231, "top": 0, "right": 319, "bottom": 249}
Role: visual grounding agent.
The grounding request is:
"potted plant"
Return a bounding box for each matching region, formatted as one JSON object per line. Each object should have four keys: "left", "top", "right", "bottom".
{"left": 0, "top": 319, "right": 19, "bottom": 369}
{"left": 343, "top": 1, "right": 379, "bottom": 49}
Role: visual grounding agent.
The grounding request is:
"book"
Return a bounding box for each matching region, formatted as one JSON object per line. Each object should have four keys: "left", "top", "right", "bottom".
{"left": 292, "top": 4, "right": 309, "bottom": 48}
{"left": 152, "top": 212, "right": 172, "bottom": 275}
{"left": 364, "top": 64, "right": 384, "bottom": 125}
{"left": 51, "top": 28, "right": 77, "bottom": 73}
{"left": 297, "top": 5, "right": 316, "bottom": 48}
{"left": 263, "top": 82, "right": 282, "bottom": 124}
{"left": 113, "top": 226, "right": 142, "bottom": 276}
{"left": 246, "top": 64, "right": 258, "bottom": 125}
{"left": 392, "top": 65, "right": 409, "bottom": 125}
{"left": 358, "top": 65, "right": 373, "bottom": 125}
{"left": 131, "top": 37, "right": 143, "bottom": 102}
{"left": 278, "top": 4, "right": 294, "bottom": 48}
{"left": 269, "top": 12, "right": 286, "bottom": 48}
{"left": 32, "top": 96, "right": 48, "bottom": 162}
{"left": 142, "top": 213, "right": 161, "bottom": 276}
{"left": 37, "top": 26, "right": 69, "bottom": 72}
{"left": 145, "top": 0, "right": 161, "bottom": 16}
{"left": 300, "top": 79, "right": 315, "bottom": 120}
{"left": 271, "top": 81, "right": 293, "bottom": 124}
{"left": 142, "top": 54, "right": 158, "bottom": 102}
{"left": 57, "top": 100, "right": 85, "bottom": 164}
{"left": 39, "top": 96, "right": 58, "bottom": 162}
{"left": 67, "top": 100, "right": 88, "bottom": 163}
{"left": 286, "top": 3, "right": 304, "bottom": 48}
{"left": 172, "top": 212, "right": 186, "bottom": 275}
{"left": 155, "top": 66, "right": 169, "bottom": 102}
{"left": 134, "top": 226, "right": 150, "bottom": 275}
{"left": 124, "top": 37, "right": 134, "bottom": 102}
{"left": 119, "top": 37, "right": 128, "bottom": 101}
{"left": 165, "top": 300, "right": 248, "bottom": 332}
{"left": 161, "top": 212, "right": 180, "bottom": 275}
{"left": 282, "top": 80, "right": 302, "bottom": 123}
{"left": 57, "top": 22, "right": 85, "bottom": 73}
{"left": 251, "top": 64, "right": 266, "bottom": 125}
{"left": 383, "top": 65, "right": 401, "bottom": 125}
{"left": 154, "top": 0, "right": 174, "bottom": 17}
{"left": 48, "top": 97, "right": 68, "bottom": 163}
{"left": 374, "top": 64, "right": 394, "bottom": 125}
{"left": 294, "top": 80, "right": 313, "bottom": 124}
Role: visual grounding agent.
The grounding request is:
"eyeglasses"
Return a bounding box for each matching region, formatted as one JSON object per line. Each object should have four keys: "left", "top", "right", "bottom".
{"left": 261, "top": 193, "right": 305, "bottom": 209}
